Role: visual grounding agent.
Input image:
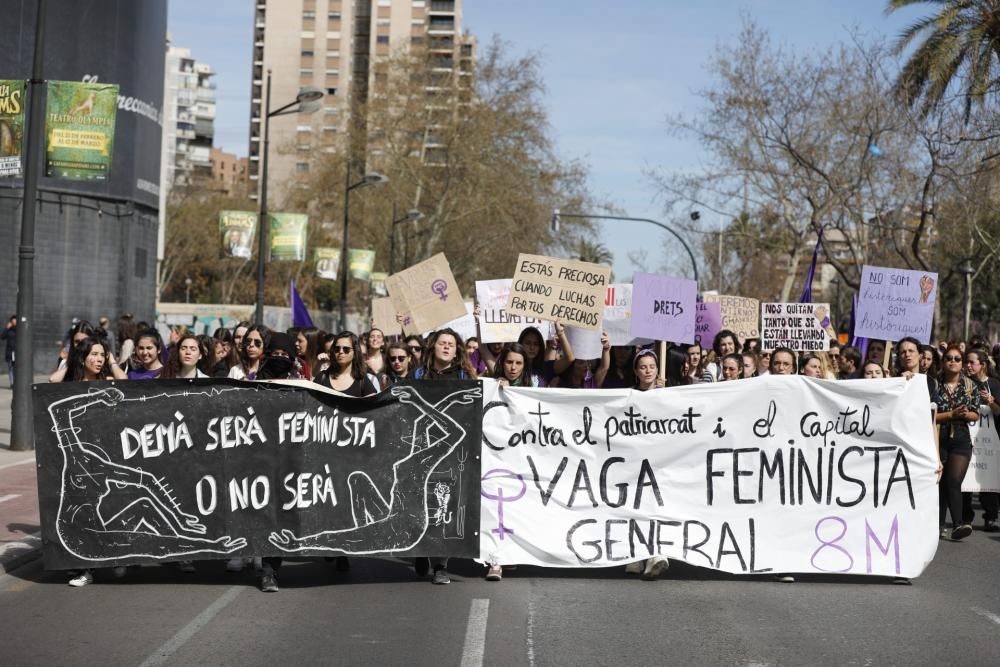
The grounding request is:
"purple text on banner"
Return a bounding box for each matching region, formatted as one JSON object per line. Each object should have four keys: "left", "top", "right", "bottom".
{"left": 854, "top": 265, "right": 938, "bottom": 344}
{"left": 695, "top": 302, "right": 722, "bottom": 347}
{"left": 629, "top": 273, "right": 698, "bottom": 343}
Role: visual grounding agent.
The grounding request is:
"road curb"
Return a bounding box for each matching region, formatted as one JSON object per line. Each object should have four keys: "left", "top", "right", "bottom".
{"left": 0, "top": 534, "right": 42, "bottom": 576}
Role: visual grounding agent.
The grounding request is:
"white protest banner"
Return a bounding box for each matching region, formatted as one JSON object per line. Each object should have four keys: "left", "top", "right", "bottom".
{"left": 965, "top": 407, "right": 1000, "bottom": 493}
{"left": 479, "top": 376, "right": 938, "bottom": 577}
{"left": 604, "top": 284, "right": 653, "bottom": 347}
{"left": 703, "top": 294, "right": 760, "bottom": 341}
{"left": 476, "top": 279, "right": 554, "bottom": 343}
{"left": 855, "top": 265, "right": 938, "bottom": 344}
{"left": 507, "top": 254, "right": 610, "bottom": 331}
{"left": 760, "top": 303, "right": 835, "bottom": 352}
{"left": 565, "top": 324, "right": 604, "bottom": 360}
{"left": 385, "top": 253, "right": 466, "bottom": 336}
{"left": 424, "top": 301, "right": 477, "bottom": 341}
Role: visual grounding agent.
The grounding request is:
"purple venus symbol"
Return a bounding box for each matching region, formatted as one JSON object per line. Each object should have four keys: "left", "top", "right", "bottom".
{"left": 480, "top": 468, "right": 526, "bottom": 540}
{"left": 431, "top": 279, "right": 449, "bottom": 301}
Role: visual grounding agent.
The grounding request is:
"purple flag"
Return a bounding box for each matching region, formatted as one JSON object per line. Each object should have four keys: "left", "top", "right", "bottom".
{"left": 290, "top": 280, "right": 314, "bottom": 328}
{"left": 799, "top": 228, "right": 823, "bottom": 303}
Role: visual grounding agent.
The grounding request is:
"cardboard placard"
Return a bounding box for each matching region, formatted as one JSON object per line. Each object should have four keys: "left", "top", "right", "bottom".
{"left": 629, "top": 273, "right": 698, "bottom": 343}
{"left": 506, "top": 254, "right": 610, "bottom": 331}
{"left": 475, "top": 279, "right": 554, "bottom": 343}
{"left": 761, "top": 303, "right": 834, "bottom": 352}
{"left": 854, "top": 265, "right": 938, "bottom": 344}
{"left": 371, "top": 297, "right": 401, "bottom": 336}
{"left": 426, "top": 301, "right": 477, "bottom": 341}
{"left": 702, "top": 294, "right": 760, "bottom": 342}
{"left": 385, "top": 253, "right": 466, "bottom": 336}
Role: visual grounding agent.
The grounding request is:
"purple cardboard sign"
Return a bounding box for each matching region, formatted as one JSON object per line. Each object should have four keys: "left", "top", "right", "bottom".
{"left": 695, "top": 302, "right": 722, "bottom": 347}
{"left": 630, "top": 273, "right": 698, "bottom": 343}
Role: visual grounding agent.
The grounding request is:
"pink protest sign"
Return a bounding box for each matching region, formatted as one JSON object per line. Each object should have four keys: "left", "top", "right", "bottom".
{"left": 629, "top": 273, "right": 698, "bottom": 343}
{"left": 695, "top": 302, "right": 722, "bottom": 347}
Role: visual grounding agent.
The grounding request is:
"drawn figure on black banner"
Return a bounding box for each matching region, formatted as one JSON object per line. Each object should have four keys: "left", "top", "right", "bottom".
{"left": 269, "top": 384, "right": 480, "bottom": 554}
{"left": 432, "top": 481, "right": 453, "bottom": 527}
{"left": 48, "top": 388, "right": 246, "bottom": 561}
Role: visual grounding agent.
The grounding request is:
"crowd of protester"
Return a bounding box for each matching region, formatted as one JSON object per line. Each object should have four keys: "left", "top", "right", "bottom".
{"left": 43, "top": 312, "right": 998, "bottom": 590}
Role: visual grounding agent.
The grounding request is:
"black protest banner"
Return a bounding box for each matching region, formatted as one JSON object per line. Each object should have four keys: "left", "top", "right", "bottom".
{"left": 33, "top": 379, "right": 482, "bottom": 570}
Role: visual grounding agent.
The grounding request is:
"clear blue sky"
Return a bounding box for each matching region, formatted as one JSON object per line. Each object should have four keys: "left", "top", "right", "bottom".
{"left": 168, "top": 0, "right": 923, "bottom": 280}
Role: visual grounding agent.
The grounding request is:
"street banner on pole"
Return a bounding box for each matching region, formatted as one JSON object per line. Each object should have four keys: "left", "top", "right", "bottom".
{"left": 33, "top": 379, "right": 482, "bottom": 570}
{"left": 476, "top": 279, "right": 554, "bottom": 343}
{"left": 703, "top": 294, "right": 761, "bottom": 342}
{"left": 630, "top": 273, "right": 698, "bottom": 343}
{"left": 0, "top": 79, "right": 26, "bottom": 177}
{"left": 386, "top": 252, "right": 466, "bottom": 336}
{"left": 348, "top": 249, "right": 376, "bottom": 281}
{"left": 480, "top": 376, "right": 939, "bottom": 577}
{"left": 315, "top": 247, "right": 341, "bottom": 280}
{"left": 44, "top": 80, "right": 119, "bottom": 180}
{"left": 219, "top": 210, "right": 257, "bottom": 260}
{"left": 371, "top": 272, "right": 388, "bottom": 296}
{"left": 506, "top": 254, "right": 610, "bottom": 331}
{"left": 854, "top": 265, "right": 938, "bottom": 344}
{"left": 761, "top": 302, "right": 834, "bottom": 352}
{"left": 268, "top": 213, "right": 308, "bottom": 261}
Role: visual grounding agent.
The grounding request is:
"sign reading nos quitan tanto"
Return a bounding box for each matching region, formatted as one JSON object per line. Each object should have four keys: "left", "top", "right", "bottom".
{"left": 761, "top": 303, "right": 835, "bottom": 352}
{"left": 479, "top": 377, "right": 939, "bottom": 577}
{"left": 506, "top": 254, "right": 610, "bottom": 331}
{"left": 33, "top": 380, "right": 481, "bottom": 570}
{"left": 855, "top": 265, "right": 938, "bottom": 344}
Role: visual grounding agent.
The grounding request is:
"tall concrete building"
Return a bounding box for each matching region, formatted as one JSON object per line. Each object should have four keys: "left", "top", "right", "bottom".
{"left": 160, "top": 45, "right": 216, "bottom": 199}
{"left": 248, "top": 0, "right": 473, "bottom": 202}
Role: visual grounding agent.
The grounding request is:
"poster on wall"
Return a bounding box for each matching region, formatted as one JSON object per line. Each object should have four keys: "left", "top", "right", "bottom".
{"left": 0, "top": 79, "right": 25, "bottom": 177}
{"left": 219, "top": 211, "right": 257, "bottom": 260}
{"left": 45, "top": 80, "right": 119, "bottom": 180}
{"left": 269, "top": 213, "right": 308, "bottom": 261}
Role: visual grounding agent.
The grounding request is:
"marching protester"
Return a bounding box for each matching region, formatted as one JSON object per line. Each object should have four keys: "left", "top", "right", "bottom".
{"left": 600, "top": 344, "right": 637, "bottom": 388}
{"left": 720, "top": 353, "right": 744, "bottom": 381}
{"left": 963, "top": 348, "right": 1000, "bottom": 532}
{"left": 703, "top": 330, "right": 740, "bottom": 382}
{"left": 128, "top": 329, "right": 166, "bottom": 380}
{"left": 799, "top": 353, "right": 824, "bottom": 378}
{"left": 837, "top": 346, "right": 862, "bottom": 379}
{"left": 228, "top": 325, "right": 269, "bottom": 380}
{"left": 934, "top": 345, "right": 981, "bottom": 541}
{"left": 862, "top": 361, "right": 887, "bottom": 379}
{"left": 160, "top": 334, "right": 208, "bottom": 379}
{"left": 381, "top": 341, "right": 414, "bottom": 387}
{"left": 665, "top": 347, "right": 692, "bottom": 387}
{"left": 769, "top": 347, "right": 797, "bottom": 376}
{"left": 315, "top": 331, "right": 379, "bottom": 397}
{"left": 210, "top": 328, "right": 240, "bottom": 377}
{"left": 741, "top": 351, "right": 758, "bottom": 379}
{"left": 492, "top": 343, "right": 532, "bottom": 388}
{"left": 364, "top": 327, "right": 388, "bottom": 378}
{"left": 404, "top": 334, "right": 426, "bottom": 367}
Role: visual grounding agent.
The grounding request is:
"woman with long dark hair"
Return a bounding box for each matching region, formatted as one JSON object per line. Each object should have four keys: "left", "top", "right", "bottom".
{"left": 492, "top": 343, "right": 531, "bottom": 387}
{"left": 128, "top": 329, "right": 165, "bottom": 380}
{"left": 160, "top": 334, "right": 209, "bottom": 379}
{"left": 381, "top": 342, "right": 414, "bottom": 387}
{"left": 415, "top": 328, "right": 477, "bottom": 381}
{"left": 229, "top": 324, "right": 270, "bottom": 380}
{"left": 314, "top": 331, "right": 377, "bottom": 397}
{"left": 210, "top": 328, "right": 240, "bottom": 377}
{"left": 934, "top": 344, "right": 980, "bottom": 541}
{"left": 364, "top": 328, "right": 388, "bottom": 377}
{"left": 665, "top": 347, "right": 692, "bottom": 388}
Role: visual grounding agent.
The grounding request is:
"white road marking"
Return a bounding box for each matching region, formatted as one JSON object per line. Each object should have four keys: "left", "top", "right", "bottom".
{"left": 525, "top": 597, "right": 536, "bottom": 667}
{"left": 460, "top": 598, "right": 490, "bottom": 667}
{"left": 138, "top": 586, "right": 243, "bottom": 667}
{"left": 971, "top": 606, "right": 1000, "bottom": 626}
{"left": 0, "top": 457, "right": 34, "bottom": 471}
{"left": 0, "top": 494, "right": 21, "bottom": 504}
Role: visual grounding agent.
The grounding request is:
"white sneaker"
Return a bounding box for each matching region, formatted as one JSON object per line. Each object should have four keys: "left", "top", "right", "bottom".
{"left": 486, "top": 564, "right": 502, "bottom": 581}
{"left": 226, "top": 557, "right": 245, "bottom": 572}
{"left": 642, "top": 557, "right": 669, "bottom": 580}
{"left": 69, "top": 570, "right": 94, "bottom": 587}
{"left": 625, "top": 561, "right": 644, "bottom": 575}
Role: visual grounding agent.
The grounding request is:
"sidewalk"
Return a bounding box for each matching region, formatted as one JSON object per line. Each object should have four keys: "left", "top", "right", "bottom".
{"left": 0, "top": 377, "right": 46, "bottom": 575}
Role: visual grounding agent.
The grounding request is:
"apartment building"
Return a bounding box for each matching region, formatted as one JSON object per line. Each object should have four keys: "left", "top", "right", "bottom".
{"left": 248, "top": 0, "right": 474, "bottom": 201}
{"left": 209, "top": 147, "right": 250, "bottom": 197}
{"left": 160, "top": 45, "right": 216, "bottom": 199}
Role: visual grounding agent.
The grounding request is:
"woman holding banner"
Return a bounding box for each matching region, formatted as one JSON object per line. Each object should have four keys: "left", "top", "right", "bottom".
{"left": 228, "top": 325, "right": 270, "bottom": 381}
{"left": 934, "top": 345, "right": 981, "bottom": 541}
{"left": 315, "top": 332, "right": 378, "bottom": 397}
{"left": 492, "top": 343, "right": 532, "bottom": 388}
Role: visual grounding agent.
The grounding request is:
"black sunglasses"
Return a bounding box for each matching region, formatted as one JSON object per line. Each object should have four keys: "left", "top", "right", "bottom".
{"left": 389, "top": 355, "right": 408, "bottom": 362}
{"left": 407, "top": 346, "right": 422, "bottom": 352}
{"left": 333, "top": 346, "right": 353, "bottom": 353}
{"left": 945, "top": 355, "right": 962, "bottom": 362}
{"left": 246, "top": 338, "right": 263, "bottom": 348}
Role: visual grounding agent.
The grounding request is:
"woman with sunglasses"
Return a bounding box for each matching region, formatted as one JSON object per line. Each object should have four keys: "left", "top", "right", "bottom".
{"left": 127, "top": 329, "right": 165, "bottom": 380}
{"left": 315, "top": 332, "right": 378, "bottom": 397}
{"left": 404, "top": 335, "right": 426, "bottom": 366}
{"left": 381, "top": 342, "right": 414, "bottom": 387}
{"left": 229, "top": 325, "right": 270, "bottom": 381}
{"left": 934, "top": 345, "right": 980, "bottom": 541}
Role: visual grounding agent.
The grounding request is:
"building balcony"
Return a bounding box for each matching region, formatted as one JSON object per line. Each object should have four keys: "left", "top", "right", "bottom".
{"left": 429, "top": 0, "right": 456, "bottom": 12}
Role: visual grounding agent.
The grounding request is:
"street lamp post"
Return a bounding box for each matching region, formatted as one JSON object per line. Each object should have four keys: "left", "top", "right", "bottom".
{"left": 551, "top": 210, "right": 699, "bottom": 283}
{"left": 253, "top": 71, "right": 324, "bottom": 326}
{"left": 388, "top": 203, "right": 423, "bottom": 274}
{"left": 11, "top": 0, "right": 49, "bottom": 451}
{"left": 339, "top": 168, "right": 388, "bottom": 331}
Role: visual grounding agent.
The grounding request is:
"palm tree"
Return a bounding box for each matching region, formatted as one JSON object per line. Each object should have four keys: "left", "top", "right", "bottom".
{"left": 576, "top": 239, "right": 613, "bottom": 266}
{"left": 888, "top": 0, "right": 1000, "bottom": 119}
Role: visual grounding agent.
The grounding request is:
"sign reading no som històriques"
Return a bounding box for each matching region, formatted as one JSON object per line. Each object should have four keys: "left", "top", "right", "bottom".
{"left": 479, "top": 376, "right": 939, "bottom": 577}
{"left": 506, "top": 254, "right": 610, "bottom": 331}
{"left": 33, "top": 379, "right": 482, "bottom": 570}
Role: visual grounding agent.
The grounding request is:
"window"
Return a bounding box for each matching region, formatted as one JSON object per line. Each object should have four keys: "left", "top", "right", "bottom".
{"left": 301, "top": 49, "right": 314, "bottom": 57}
{"left": 376, "top": 35, "right": 390, "bottom": 44}
{"left": 328, "top": 11, "right": 341, "bottom": 20}
{"left": 303, "top": 10, "right": 316, "bottom": 19}
{"left": 300, "top": 68, "right": 314, "bottom": 76}
{"left": 326, "top": 87, "right": 337, "bottom": 96}
{"left": 325, "top": 69, "right": 339, "bottom": 75}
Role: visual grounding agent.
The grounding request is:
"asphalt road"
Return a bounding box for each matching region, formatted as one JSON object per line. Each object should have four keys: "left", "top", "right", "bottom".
{"left": 2, "top": 531, "right": 1000, "bottom": 666}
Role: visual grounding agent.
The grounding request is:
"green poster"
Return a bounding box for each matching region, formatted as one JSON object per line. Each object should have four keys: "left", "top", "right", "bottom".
{"left": 0, "top": 80, "right": 26, "bottom": 177}
{"left": 219, "top": 210, "right": 258, "bottom": 260}
{"left": 370, "top": 271, "right": 388, "bottom": 295}
{"left": 45, "top": 81, "right": 118, "bottom": 180}
{"left": 349, "top": 249, "right": 376, "bottom": 280}
{"left": 269, "top": 212, "right": 308, "bottom": 261}
{"left": 315, "top": 247, "right": 341, "bottom": 280}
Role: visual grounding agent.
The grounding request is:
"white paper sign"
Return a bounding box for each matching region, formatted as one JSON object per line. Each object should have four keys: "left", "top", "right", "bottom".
{"left": 476, "top": 279, "right": 555, "bottom": 343}
{"left": 761, "top": 302, "right": 834, "bottom": 352}
{"left": 965, "top": 407, "right": 1000, "bottom": 493}
{"left": 479, "top": 376, "right": 939, "bottom": 577}
{"left": 565, "top": 324, "right": 604, "bottom": 360}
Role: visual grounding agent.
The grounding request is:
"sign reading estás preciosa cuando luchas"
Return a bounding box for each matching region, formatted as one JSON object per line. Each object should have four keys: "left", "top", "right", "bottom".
{"left": 506, "top": 254, "right": 610, "bottom": 331}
